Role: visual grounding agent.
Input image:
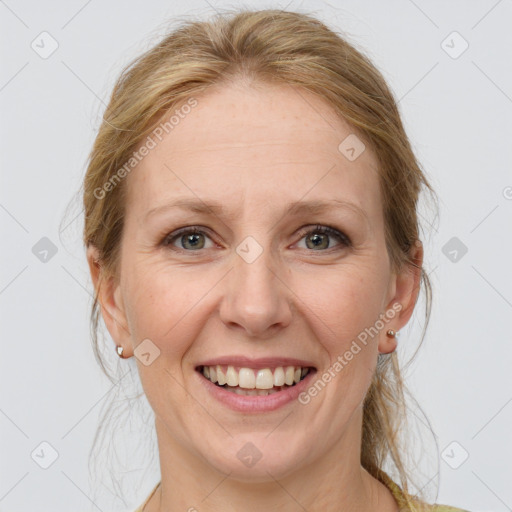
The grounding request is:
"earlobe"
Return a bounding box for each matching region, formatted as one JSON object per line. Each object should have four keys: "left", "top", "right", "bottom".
{"left": 86, "top": 245, "right": 132, "bottom": 357}
{"left": 378, "top": 329, "right": 398, "bottom": 354}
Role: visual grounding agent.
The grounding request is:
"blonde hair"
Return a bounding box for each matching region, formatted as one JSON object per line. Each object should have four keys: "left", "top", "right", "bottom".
{"left": 82, "top": 8, "right": 438, "bottom": 505}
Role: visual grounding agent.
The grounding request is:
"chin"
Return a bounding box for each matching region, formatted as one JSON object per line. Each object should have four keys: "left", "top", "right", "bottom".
{"left": 201, "top": 435, "right": 307, "bottom": 483}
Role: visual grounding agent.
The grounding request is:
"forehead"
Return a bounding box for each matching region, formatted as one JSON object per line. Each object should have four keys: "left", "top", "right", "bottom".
{"left": 126, "top": 82, "right": 382, "bottom": 222}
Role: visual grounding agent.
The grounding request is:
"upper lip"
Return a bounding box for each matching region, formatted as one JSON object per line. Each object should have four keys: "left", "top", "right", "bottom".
{"left": 196, "top": 356, "right": 317, "bottom": 370}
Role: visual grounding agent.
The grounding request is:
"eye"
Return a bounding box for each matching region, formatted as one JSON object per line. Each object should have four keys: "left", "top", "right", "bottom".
{"left": 162, "top": 227, "right": 216, "bottom": 251}
{"left": 295, "top": 225, "right": 351, "bottom": 251}
{"left": 161, "top": 224, "right": 351, "bottom": 253}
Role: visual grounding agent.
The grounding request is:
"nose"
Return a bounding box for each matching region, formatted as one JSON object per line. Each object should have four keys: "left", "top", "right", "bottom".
{"left": 218, "top": 242, "right": 293, "bottom": 338}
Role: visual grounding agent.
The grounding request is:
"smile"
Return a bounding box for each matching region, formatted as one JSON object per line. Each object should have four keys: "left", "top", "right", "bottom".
{"left": 198, "top": 365, "right": 312, "bottom": 396}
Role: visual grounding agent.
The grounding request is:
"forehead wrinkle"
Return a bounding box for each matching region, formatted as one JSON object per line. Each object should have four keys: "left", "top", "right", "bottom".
{"left": 143, "top": 198, "right": 370, "bottom": 228}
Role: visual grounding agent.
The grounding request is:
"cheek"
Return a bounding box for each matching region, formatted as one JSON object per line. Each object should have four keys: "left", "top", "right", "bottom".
{"left": 126, "top": 268, "right": 194, "bottom": 354}
{"left": 123, "top": 264, "right": 214, "bottom": 356}
{"left": 291, "top": 261, "right": 389, "bottom": 349}
{"left": 123, "top": 267, "right": 208, "bottom": 411}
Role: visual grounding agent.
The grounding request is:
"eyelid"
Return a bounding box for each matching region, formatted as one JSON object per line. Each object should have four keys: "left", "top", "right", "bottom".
{"left": 162, "top": 225, "right": 216, "bottom": 247}
{"left": 294, "top": 224, "right": 351, "bottom": 248}
{"left": 162, "top": 224, "right": 351, "bottom": 252}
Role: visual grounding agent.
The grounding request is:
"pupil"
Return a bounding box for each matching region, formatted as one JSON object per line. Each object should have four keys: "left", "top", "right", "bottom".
{"left": 184, "top": 233, "right": 204, "bottom": 249}
{"left": 307, "top": 233, "right": 328, "bottom": 250}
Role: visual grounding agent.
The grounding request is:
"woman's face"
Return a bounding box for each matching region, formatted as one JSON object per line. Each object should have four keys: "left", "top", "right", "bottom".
{"left": 91, "top": 81, "right": 420, "bottom": 481}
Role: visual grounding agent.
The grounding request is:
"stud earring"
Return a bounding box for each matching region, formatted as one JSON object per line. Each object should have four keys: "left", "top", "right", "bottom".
{"left": 116, "top": 345, "right": 126, "bottom": 358}
{"left": 386, "top": 329, "right": 396, "bottom": 338}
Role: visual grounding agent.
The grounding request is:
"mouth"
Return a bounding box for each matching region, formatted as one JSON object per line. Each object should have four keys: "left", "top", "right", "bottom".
{"left": 195, "top": 364, "right": 316, "bottom": 397}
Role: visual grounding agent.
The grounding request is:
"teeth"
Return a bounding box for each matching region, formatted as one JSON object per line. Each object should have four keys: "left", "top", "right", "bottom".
{"left": 239, "top": 368, "right": 256, "bottom": 389}
{"left": 274, "top": 367, "right": 285, "bottom": 386}
{"left": 255, "top": 369, "right": 274, "bottom": 389}
{"left": 201, "top": 364, "right": 311, "bottom": 390}
{"left": 216, "top": 365, "right": 226, "bottom": 386}
{"left": 224, "top": 386, "right": 282, "bottom": 396}
{"left": 226, "top": 365, "right": 238, "bottom": 386}
{"left": 285, "top": 366, "right": 295, "bottom": 385}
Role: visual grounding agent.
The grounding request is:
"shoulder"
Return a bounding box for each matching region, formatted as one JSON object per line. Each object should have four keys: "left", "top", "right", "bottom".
{"left": 400, "top": 496, "right": 471, "bottom": 512}
{"left": 377, "top": 471, "right": 470, "bottom": 512}
{"left": 400, "top": 494, "right": 471, "bottom": 512}
{"left": 430, "top": 506, "right": 471, "bottom": 512}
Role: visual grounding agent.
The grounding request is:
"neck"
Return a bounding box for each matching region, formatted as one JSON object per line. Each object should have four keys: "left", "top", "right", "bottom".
{"left": 146, "top": 414, "right": 398, "bottom": 512}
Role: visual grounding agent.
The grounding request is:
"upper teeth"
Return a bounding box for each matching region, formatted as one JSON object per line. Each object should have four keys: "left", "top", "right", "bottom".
{"left": 202, "top": 365, "right": 309, "bottom": 389}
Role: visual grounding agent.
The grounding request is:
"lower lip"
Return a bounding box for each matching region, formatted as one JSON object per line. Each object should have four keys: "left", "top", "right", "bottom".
{"left": 196, "top": 369, "right": 317, "bottom": 413}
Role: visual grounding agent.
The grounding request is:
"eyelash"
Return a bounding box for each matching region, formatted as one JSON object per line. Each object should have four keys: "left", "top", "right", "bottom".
{"left": 161, "top": 225, "right": 351, "bottom": 253}
{"left": 295, "top": 225, "right": 351, "bottom": 249}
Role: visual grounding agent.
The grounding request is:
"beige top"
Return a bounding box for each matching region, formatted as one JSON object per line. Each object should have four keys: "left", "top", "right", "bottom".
{"left": 134, "top": 472, "right": 470, "bottom": 511}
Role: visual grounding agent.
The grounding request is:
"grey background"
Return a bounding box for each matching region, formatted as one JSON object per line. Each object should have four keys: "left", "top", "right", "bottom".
{"left": 1, "top": 0, "right": 511, "bottom": 511}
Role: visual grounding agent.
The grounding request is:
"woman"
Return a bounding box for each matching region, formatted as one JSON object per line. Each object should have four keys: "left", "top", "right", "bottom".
{"left": 83, "top": 9, "right": 470, "bottom": 512}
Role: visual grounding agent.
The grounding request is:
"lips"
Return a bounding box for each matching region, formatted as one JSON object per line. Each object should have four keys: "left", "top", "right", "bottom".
{"left": 195, "top": 359, "right": 317, "bottom": 412}
{"left": 195, "top": 356, "right": 316, "bottom": 398}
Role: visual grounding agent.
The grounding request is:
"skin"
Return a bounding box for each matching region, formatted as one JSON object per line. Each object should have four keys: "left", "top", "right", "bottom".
{"left": 87, "top": 80, "right": 422, "bottom": 512}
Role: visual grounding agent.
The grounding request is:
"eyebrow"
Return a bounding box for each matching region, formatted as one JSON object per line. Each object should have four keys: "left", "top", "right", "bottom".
{"left": 144, "top": 198, "right": 369, "bottom": 224}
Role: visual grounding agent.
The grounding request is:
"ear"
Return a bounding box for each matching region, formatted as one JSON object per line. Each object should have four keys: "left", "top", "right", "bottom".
{"left": 378, "top": 240, "right": 424, "bottom": 354}
{"left": 86, "top": 245, "right": 132, "bottom": 357}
